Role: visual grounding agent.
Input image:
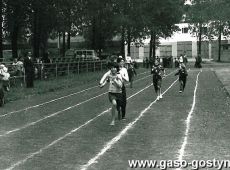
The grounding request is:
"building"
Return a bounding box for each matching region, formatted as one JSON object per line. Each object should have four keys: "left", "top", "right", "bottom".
{"left": 128, "top": 23, "right": 230, "bottom": 62}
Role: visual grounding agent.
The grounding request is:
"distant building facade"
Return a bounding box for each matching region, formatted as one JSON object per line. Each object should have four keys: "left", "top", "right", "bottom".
{"left": 127, "top": 23, "right": 230, "bottom": 62}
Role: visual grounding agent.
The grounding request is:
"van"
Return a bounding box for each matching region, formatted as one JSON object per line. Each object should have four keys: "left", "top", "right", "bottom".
{"left": 75, "top": 50, "right": 99, "bottom": 60}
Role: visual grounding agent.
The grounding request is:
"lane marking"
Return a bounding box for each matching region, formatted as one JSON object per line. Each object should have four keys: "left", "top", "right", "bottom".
{"left": 0, "top": 71, "right": 176, "bottom": 137}
{"left": 80, "top": 79, "right": 178, "bottom": 170}
{"left": 176, "top": 70, "right": 202, "bottom": 170}
{"left": 0, "top": 71, "right": 150, "bottom": 118}
{"left": 4, "top": 72, "right": 176, "bottom": 170}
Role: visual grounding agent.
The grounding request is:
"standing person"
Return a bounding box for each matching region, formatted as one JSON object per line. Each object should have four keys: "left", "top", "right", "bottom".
{"left": 127, "top": 62, "right": 137, "bottom": 88}
{"left": 175, "top": 63, "right": 188, "bottom": 93}
{"left": 183, "top": 52, "right": 188, "bottom": 66}
{"left": 24, "top": 52, "right": 35, "bottom": 88}
{"left": 0, "top": 64, "right": 10, "bottom": 91}
{"left": 179, "top": 54, "right": 184, "bottom": 66}
{"left": 151, "top": 60, "right": 165, "bottom": 101}
{"left": 117, "top": 57, "right": 129, "bottom": 120}
{"left": 99, "top": 62, "right": 123, "bottom": 126}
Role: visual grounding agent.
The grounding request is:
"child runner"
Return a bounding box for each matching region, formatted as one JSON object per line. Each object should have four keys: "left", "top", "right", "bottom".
{"left": 175, "top": 63, "right": 188, "bottom": 93}
{"left": 127, "top": 62, "right": 137, "bottom": 88}
{"left": 151, "top": 60, "right": 165, "bottom": 101}
{"left": 99, "top": 62, "right": 123, "bottom": 125}
{"left": 117, "top": 57, "right": 129, "bottom": 120}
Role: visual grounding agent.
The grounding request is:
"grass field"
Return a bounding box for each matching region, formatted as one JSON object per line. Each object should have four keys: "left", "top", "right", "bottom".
{"left": 0, "top": 62, "right": 230, "bottom": 170}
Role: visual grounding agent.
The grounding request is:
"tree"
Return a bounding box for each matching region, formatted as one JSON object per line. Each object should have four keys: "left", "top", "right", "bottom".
{"left": 4, "top": 0, "right": 29, "bottom": 59}
{"left": 142, "top": 0, "right": 184, "bottom": 61}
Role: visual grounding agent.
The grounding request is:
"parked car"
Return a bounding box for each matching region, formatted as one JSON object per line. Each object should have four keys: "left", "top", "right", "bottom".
{"left": 75, "top": 50, "right": 99, "bottom": 60}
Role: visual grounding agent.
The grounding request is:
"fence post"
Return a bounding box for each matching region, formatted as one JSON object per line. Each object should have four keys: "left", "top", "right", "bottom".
{"left": 40, "top": 63, "right": 43, "bottom": 80}
{"left": 55, "top": 63, "right": 58, "bottom": 78}
{"left": 67, "top": 63, "right": 70, "bottom": 76}
{"left": 86, "top": 62, "right": 88, "bottom": 73}
{"left": 101, "top": 61, "right": 103, "bottom": 71}
{"left": 77, "top": 62, "right": 80, "bottom": 74}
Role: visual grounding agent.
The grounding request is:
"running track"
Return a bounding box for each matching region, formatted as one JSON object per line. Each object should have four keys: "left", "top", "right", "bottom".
{"left": 0, "top": 65, "right": 230, "bottom": 170}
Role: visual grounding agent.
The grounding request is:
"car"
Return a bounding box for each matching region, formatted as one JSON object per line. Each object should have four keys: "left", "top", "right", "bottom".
{"left": 65, "top": 49, "right": 76, "bottom": 58}
{"left": 75, "top": 50, "right": 99, "bottom": 60}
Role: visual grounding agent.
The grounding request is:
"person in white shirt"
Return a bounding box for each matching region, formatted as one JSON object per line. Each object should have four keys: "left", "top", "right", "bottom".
{"left": 0, "top": 64, "right": 10, "bottom": 91}
{"left": 99, "top": 62, "right": 123, "bottom": 126}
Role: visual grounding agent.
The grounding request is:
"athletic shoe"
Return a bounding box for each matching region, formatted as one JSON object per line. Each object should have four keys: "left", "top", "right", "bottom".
{"left": 156, "top": 96, "right": 160, "bottom": 101}
{"left": 179, "top": 91, "right": 182, "bottom": 93}
{"left": 159, "top": 94, "right": 163, "bottom": 99}
{"left": 110, "top": 121, "right": 115, "bottom": 126}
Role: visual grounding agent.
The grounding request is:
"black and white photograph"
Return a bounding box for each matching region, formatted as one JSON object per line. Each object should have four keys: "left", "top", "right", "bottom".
{"left": 0, "top": 0, "right": 230, "bottom": 169}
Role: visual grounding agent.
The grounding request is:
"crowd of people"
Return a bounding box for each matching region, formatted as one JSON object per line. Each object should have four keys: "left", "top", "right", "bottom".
{"left": 0, "top": 51, "right": 52, "bottom": 106}
{"left": 0, "top": 52, "right": 190, "bottom": 111}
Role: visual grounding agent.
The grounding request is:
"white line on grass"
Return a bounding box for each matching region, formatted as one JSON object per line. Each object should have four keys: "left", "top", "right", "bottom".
{"left": 0, "top": 75, "right": 153, "bottom": 137}
{"left": 0, "top": 71, "right": 175, "bottom": 138}
{"left": 176, "top": 70, "right": 202, "bottom": 170}
{"left": 80, "top": 78, "right": 179, "bottom": 170}
{"left": 0, "top": 72, "right": 150, "bottom": 118}
{"left": 4, "top": 72, "right": 176, "bottom": 170}
{"left": 3, "top": 84, "right": 153, "bottom": 170}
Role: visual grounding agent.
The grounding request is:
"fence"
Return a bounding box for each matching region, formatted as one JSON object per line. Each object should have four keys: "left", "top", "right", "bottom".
{"left": 7, "top": 60, "right": 108, "bottom": 87}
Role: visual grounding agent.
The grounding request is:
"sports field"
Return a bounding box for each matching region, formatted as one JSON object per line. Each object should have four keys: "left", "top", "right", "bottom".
{"left": 0, "top": 63, "right": 230, "bottom": 170}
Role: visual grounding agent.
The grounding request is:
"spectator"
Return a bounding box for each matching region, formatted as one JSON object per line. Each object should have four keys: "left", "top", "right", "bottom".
{"left": 24, "top": 52, "right": 35, "bottom": 88}
{"left": 0, "top": 64, "right": 10, "bottom": 91}
{"left": 12, "top": 58, "right": 24, "bottom": 76}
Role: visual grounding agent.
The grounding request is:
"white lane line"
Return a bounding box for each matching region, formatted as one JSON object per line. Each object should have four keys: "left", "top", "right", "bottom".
{"left": 0, "top": 71, "right": 175, "bottom": 137}
{"left": 0, "top": 71, "right": 150, "bottom": 118}
{"left": 0, "top": 75, "right": 153, "bottom": 137}
{"left": 0, "top": 85, "right": 98, "bottom": 118}
{"left": 4, "top": 72, "right": 176, "bottom": 170}
{"left": 176, "top": 70, "right": 202, "bottom": 170}
{"left": 80, "top": 78, "right": 178, "bottom": 170}
{"left": 4, "top": 84, "right": 153, "bottom": 170}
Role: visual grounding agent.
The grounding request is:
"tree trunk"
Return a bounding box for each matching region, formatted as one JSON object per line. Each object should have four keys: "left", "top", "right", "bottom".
{"left": 198, "top": 22, "right": 202, "bottom": 57}
{"left": 127, "top": 28, "right": 131, "bottom": 56}
{"left": 120, "top": 25, "right": 125, "bottom": 59}
{"left": 0, "top": 0, "right": 3, "bottom": 61}
{"left": 149, "top": 30, "right": 153, "bottom": 59}
{"left": 0, "top": 0, "right": 3, "bottom": 62}
{"left": 11, "top": 24, "right": 19, "bottom": 59}
{"left": 153, "top": 31, "right": 156, "bottom": 62}
{"left": 62, "top": 32, "right": 66, "bottom": 57}
{"left": 218, "top": 22, "right": 221, "bottom": 62}
{"left": 33, "top": 9, "right": 40, "bottom": 59}
{"left": 91, "top": 17, "right": 96, "bottom": 50}
{"left": 67, "top": 31, "right": 70, "bottom": 49}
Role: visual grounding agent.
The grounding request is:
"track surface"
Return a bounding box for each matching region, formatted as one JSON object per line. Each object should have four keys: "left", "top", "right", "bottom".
{"left": 0, "top": 65, "right": 230, "bottom": 170}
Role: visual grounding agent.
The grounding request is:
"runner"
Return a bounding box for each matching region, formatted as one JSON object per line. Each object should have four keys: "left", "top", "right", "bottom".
{"left": 99, "top": 62, "right": 123, "bottom": 125}
{"left": 127, "top": 62, "right": 137, "bottom": 88}
{"left": 151, "top": 60, "right": 165, "bottom": 101}
{"left": 175, "top": 63, "right": 188, "bottom": 93}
